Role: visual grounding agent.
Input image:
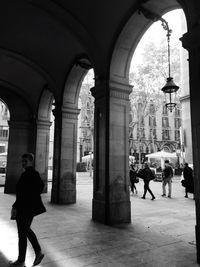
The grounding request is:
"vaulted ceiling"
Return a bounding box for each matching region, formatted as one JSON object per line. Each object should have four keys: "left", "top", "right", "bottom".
{"left": 0, "top": 0, "right": 190, "bottom": 117}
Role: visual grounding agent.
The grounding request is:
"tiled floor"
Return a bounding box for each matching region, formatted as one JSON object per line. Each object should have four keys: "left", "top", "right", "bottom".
{"left": 0, "top": 173, "right": 199, "bottom": 267}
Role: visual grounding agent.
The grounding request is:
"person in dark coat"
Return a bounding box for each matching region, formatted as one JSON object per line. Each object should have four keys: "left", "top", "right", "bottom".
{"left": 182, "top": 162, "right": 194, "bottom": 198}
{"left": 9, "top": 153, "right": 46, "bottom": 267}
{"left": 162, "top": 159, "right": 173, "bottom": 198}
{"left": 129, "top": 163, "right": 138, "bottom": 195}
{"left": 137, "top": 162, "right": 155, "bottom": 200}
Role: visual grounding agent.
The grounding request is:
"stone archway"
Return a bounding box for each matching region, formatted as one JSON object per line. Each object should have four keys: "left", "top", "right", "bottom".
{"left": 51, "top": 61, "right": 91, "bottom": 204}
{"left": 109, "top": 0, "right": 200, "bottom": 263}
{"left": 1, "top": 88, "right": 33, "bottom": 194}
{"left": 36, "top": 89, "right": 54, "bottom": 193}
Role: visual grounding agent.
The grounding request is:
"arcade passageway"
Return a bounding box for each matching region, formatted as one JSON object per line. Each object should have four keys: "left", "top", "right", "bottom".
{"left": 0, "top": 173, "right": 198, "bottom": 266}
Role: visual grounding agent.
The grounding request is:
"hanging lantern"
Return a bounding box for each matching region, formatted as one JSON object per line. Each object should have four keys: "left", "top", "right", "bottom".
{"left": 139, "top": 7, "right": 180, "bottom": 112}
{"left": 161, "top": 77, "right": 179, "bottom": 112}
{"left": 160, "top": 19, "right": 179, "bottom": 112}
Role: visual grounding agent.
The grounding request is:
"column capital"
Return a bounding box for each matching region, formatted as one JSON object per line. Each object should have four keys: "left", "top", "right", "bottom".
{"left": 62, "top": 106, "right": 80, "bottom": 120}
{"left": 91, "top": 79, "right": 132, "bottom": 100}
{"left": 36, "top": 119, "right": 52, "bottom": 128}
{"left": 8, "top": 120, "right": 32, "bottom": 129}
{"left": 181, "top": 26, "right": 200, "bottom": 51}
{"left": 109, "top": 80, "right": 133, "bottom": 100}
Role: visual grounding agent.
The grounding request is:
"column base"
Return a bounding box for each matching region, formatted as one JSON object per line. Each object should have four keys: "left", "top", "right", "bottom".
{"left": 51, "top": 187, "right": 76, "bottom": 204}
{"left": 195, "top": 225, "right": 200, "bottom": 264}
{"left": 92, "top": 198, "right": 131, "bottom": 225}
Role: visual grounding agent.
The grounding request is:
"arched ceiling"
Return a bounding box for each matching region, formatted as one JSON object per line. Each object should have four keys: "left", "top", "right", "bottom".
{"left": 0, "top": 0, "right": 195, "bottom": 116}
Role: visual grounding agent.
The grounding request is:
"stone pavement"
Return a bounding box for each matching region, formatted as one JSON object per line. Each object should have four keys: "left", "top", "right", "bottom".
{"left": 0, "top": 173, "right": 199, "bottom": 267}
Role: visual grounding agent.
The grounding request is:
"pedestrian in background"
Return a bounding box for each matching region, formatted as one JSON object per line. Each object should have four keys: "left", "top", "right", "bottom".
{"left": 162, "top": 159, "right": 173, "bottom": 198}
{"left": 137, "top": 162, "right": 155, "bottom": 200}
{"left": 129, "top": 163, "right": 138, "bottom": 195}
{"left": 9, "top": 153, "right": 46, "bottom": 267}
{"left": 182, "top": 162, "right": 194, "bottom": 198}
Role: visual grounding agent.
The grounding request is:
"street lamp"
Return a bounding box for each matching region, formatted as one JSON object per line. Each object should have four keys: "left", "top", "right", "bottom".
{"left": 161, "top": 18, "right": 179, "bottom": 112}
{"left": 138, "top": 6, "right": 179, "bottom": 112}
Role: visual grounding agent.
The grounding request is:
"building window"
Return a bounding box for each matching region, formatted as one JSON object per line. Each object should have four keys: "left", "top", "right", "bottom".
{"left": 175, "top": 106, "right": 181, "bottom": 117}
{"left": 149, "top": 116, "right": 156, "bottom": 127}
{"left": 163, "top": 104, "right": 168, "bottom": 115}
{"left": 174, "top": 118, "right": 181, "bottom": 129}
{"left": 162, "top": 117, "right": 169, "bottom": 128}
{"left": 0, "top": 127, "right": 8, "bottom": 138}
{"left": 149, "top": 128, "right": 157, "bottom": 140}
{"left": 162, "top": 129, "right": 170, "bottom": 140}
{"left": 175, "top": 130, "right": 180, "bottom": 141}
{"left": 149, "top": 103, "right": 155, "bottom": 114}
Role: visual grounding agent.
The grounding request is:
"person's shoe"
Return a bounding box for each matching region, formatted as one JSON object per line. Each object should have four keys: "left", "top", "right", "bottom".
{"left": 141, "top": 196, "right": 145, "bottom": 199}
{"left": 151, "top": 196, "right": 155, "bottom": 200}
{"left": 33, "top": 252, "right": 44, "bottom": 266}
{"left": 168, "top": 195, "right": 171, "bottom": 198}
{"left": 9, "top": 260, "right": 25, "bottom": 267}
{"left": 184, "top": 195, "right": 188, "bottom": 198}
{"left": 161, "top": 194, "right": 166, "bottom": 197}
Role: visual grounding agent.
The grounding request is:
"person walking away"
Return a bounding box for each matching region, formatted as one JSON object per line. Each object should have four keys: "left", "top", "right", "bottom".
{"left": 162, "top": 159, "right": 173, "bottom": 198}
{"left": 182, "top": 163, "right": 194, "bottom": 198}
{"left": 9, "top": 153, "right": 46, "bottom": 267}
{"left": 129, "top": 164, "right": 138, "bottom": 195}
{"left": 137, "top": 162, "right": 155, "bottom": 200}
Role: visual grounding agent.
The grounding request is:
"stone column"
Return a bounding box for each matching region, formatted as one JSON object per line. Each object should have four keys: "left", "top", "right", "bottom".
{"left": 51, "top": 105, "right": 79, "bottom": 204}
{"left": 35, "top": 119, "right": 52, "bottom": 193}
{"left": 181, "top": 26, "right": 200, "bottom": 264}
{"left": 91, "top": 79, "right": 132, "bottom": 225}
{"left": 51, "top": 105, "right": 62, "bottom": 203}
{"left": 4, "top": 120, "right": 35, "bottom": 193}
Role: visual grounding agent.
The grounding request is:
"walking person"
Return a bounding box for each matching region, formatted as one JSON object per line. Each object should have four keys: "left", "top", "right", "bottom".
{"left": 182, "top": 162, "right": 194, "bottom": 198}
{"left": 162, "top": 159, "right": 173, "bottom": 198}
{"left": 9, "top": 153, "right": 46, "bottom": 267}
{"left": 137, "top": 162, "right": 155, "bottom": 200}
{"left": 129, "top": 163, "right": 138, "bottom": 195}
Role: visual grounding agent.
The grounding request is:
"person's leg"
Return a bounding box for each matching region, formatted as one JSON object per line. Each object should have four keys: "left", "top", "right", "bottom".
{"left": 185, "top": 187, "right": 188, "bottom": 198}
{"left": 146, "top": 181, "right": 155, "bottom": 200}
{"left": 168, "top": 179, "right": 172, "bottom": 197}
{"left": 142, "top": 181, "right": 147, "bottom": 198}
{"left": 133, "top": 184, "right": 137, "bottom": 194}
{"left": 162, "top": 180, "right": 166, "bottom": 196}
{"left": 26, "top": 218, "right": 44, "bottom": 266}
{"left": 130, "top": 180, "right": 133, "bottom": 193}
{"left": 27, "top": 226, "right": 41, "bottom": 254}
{"left": 16, "top": 215, "right": 33, "bottom": 263}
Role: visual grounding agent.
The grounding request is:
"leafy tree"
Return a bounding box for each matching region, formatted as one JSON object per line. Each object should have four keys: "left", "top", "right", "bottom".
{"left": 129, "top": 38, "right": 181, "bottom": 129}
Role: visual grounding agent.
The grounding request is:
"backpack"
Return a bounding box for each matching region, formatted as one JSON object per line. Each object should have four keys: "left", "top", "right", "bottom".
{"left": 163, "top": 166, "right": 173, "bottom": 179}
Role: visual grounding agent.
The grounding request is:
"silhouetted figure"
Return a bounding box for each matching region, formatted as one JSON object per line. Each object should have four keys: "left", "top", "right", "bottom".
{"left": 9, "top": 153, "right": 46, "bottom": 267}
{"left": 129, "top": 164, "right": 138, "bottom": 195}
{"left": 162, "top": 159, "right": 173, "bottom": 198}
{"left": 182, "top": 162, "right": 194, "bottom": 198}
{"left": 137, "top": 162, "right": 155, "bottom": 200}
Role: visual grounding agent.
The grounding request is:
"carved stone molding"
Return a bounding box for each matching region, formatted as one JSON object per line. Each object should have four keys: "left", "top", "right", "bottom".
{"left": 8, "top": 120, "right": 32, "bottom": 129}
{"left": 181, "top": 26, "right": 200, "bottom": 51}
{"left": 62, "top": 106, "right": 80, "bottom": 120}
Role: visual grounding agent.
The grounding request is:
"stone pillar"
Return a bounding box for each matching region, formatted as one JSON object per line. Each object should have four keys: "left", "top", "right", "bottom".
{"left": 51, "top": 105, "right": 62, "bottom": 203}
{"left": 35, "top": 119, "right": 52, "bottom": 193}
{"left": 91, "top": 79, "right": 132, "bottom": 225}
{"left": 4, "top": 120, "right": 35, "bottom": 193}
{"left": 51, "top": 105, "right": 79, "bottom": 204}
{"left": 181, "top": 26, "right": 200, "bottom": 264}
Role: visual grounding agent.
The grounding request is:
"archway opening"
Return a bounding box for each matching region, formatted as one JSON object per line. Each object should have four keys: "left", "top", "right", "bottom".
{"left": 128, "top": 9, "right": 190, "bottom": 173}
{"left": 48, "top": 107, "right": 55, "bottom": 183}
{"left": 0, "top": 99, "right": 9, "bottom": 187}
{"left": 77, "top": 69, "right": 94, "bottom": 178}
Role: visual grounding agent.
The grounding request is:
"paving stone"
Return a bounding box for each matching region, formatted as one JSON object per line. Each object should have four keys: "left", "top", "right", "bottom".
{"left": 0, "top": 173, "right": 199, "bottom": 266}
